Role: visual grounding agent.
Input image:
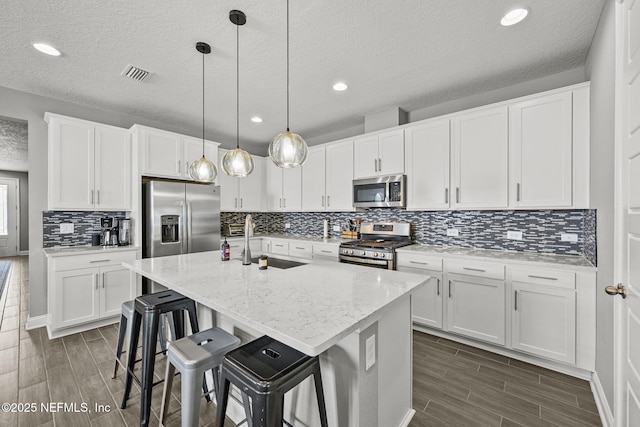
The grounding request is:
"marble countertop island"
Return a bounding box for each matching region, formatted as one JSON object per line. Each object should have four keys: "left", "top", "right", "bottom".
{"left": 123, "top": 251, "right": 428, "bottom": 357}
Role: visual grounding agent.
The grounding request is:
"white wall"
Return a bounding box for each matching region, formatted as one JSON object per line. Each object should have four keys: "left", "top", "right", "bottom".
{"left": 0, "top": 85, "right": 204, "bottom": 318}
{"left": 585, "top": 0, "right": 615, "bottom": 416}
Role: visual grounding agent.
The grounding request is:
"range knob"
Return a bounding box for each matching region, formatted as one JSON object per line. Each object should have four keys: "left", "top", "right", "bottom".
{"left": 349, "top": 249, "right": 354, "bottom": 255}
{"left": 373, "top": 252, "right": 379, "bottom": 257}
{"left": 360, "top": 251, "right": 366, "bottom": 256}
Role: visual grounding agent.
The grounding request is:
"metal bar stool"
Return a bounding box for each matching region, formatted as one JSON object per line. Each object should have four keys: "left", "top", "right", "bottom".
{"left": 159, "top": 327, "right": 253, "bottom": 427}
{"left": 120, "top": 290, "right": 203, "bottom": 427}
{"left": 215, "top": 335, "right": 329, "bottom": 427}
{"left": 112, "top": 300, "right": 176, "bottom": 379}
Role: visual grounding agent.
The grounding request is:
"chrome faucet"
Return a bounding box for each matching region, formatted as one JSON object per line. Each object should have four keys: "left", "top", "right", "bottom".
{"left": 242, "top": 214, "right": 254, "bottom": 265}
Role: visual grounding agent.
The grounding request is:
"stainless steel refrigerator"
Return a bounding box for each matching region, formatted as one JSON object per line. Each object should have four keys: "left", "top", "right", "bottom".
{"left": 142, "top": 180, "right": 220, "bottom": 291}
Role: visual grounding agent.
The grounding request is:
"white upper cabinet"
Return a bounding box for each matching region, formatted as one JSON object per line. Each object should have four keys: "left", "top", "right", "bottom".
{"left": 218, "top": 149, "right": 263, "bottom": 211}
{"left": 266, "top": 161, "right": 302, "bottom": 211}
{"left": 405, "top": 119, "right": 451, "bottom": 210}
{"left": 46, "top": 113, "right": 131, "bottom": 211}
{"left": 136, "top": 125, "right": 219, "bottom": 182}
{"left": 353, "top": 129, "right": 404, "bottom": 178}
{"left": 451, "top": 106, "right": 509, "bottom": 209}
{"left": 302, "top": 139, "right": 354, "bottom": 211}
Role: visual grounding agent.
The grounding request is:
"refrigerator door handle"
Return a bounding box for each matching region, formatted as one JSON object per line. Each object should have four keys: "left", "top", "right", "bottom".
{"left": 186, "top": 202, "right": 193, "bottom": 253}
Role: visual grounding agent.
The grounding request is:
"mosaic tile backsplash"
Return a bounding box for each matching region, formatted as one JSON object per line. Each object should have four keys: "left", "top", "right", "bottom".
{"left": 43, "top": 211, "right": 126, "bottom": 247}
{"left": 222, "top": 209, "right": 597, "bottom": 265}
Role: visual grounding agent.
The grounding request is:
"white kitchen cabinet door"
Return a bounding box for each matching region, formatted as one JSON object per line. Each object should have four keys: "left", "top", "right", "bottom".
{"left": 509, "top": 91, "right": 573, "bottom": 208}
{"left": 511, "top": 282, "right": 576, "bottom": 364}
{"left": 217, "top": 149, "right": 240, "bottom": 211}
{"left": 378, "top": 129, "right": 405, "bottom": 175}
{"left": 353, "top": 135, "right": 380, "bottom": 178}
{"left": 405, "top": 119, "right": 450, "bottom": 210}
{"left": 413, "top": 273, "right": 443, "bottom": 329}
{"left": 238, "top": 156, "right": 263, "bottom": 211}
{"left": 183, "top": 137, "right": 219, "bottom": 182}
{"left": 48, "top": 116, "right": 95, "bottom": 210}
{"left": 100, "top": 265, "right": 133, "bottom": 318}
{"left": 282, "top": 167, "right": 302, "bottom": 211}
{"left": 452, "top": 106, "right": 508, "bottom": 209}
{"left": 302, "top": 146, "right": 326, "bottom": 211}
{"left": 325, "top": 140, "right": 354, "bottom": 211}
{"left": 270, "top": 240, "right": 289, "bottom": 255}
{"left": 94, "top": 125, "right": 131, "bottom": 210}
{"left": 446, "top": 275, "right": 506, "bottom": 345}
{"left": 141, "top": 128, "right": 182, "bottom": 178}
{"left": 52, "top": 268, "right": 100, "bottom": 330}
{"left": 265, "top": 162, "right": 283, "bottom": 211}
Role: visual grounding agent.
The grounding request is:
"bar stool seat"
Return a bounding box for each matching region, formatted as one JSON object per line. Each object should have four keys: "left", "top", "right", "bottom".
{"left": 120, "top": 290, "right": 202, "bottom": 427}
{"left": 216, "top": 335, "right": 328, "bottom": 427}
{"left": 159, "top": 327, "right": 252, "bottom": 427}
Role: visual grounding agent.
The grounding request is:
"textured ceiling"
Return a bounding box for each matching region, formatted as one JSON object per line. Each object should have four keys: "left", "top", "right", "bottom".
{"left": 0, "top": 0, "right": 605, "bottom": 154}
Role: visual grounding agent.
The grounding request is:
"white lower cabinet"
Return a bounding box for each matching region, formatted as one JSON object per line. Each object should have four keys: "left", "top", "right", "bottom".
{"left": 48, "top": 250, "right": 138, "bottom": 334}
{"left": 289, "top": 242, "right": 313, "bottom": 259}
{"left": 397, "top": 254, "right": 444, "bottom": 329}
{"left": 226, "top": 238, "right": 262, "bottom": 259}
{"left": 270, "top": 240, "right": 289, "bottom": 255}
{"left": 312, "top": 243, "right": 339, "bottom": 260}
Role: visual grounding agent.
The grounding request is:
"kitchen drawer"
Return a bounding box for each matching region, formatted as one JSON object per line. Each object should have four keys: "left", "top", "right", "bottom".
{"left": 52, "top": 250, "right": 137, "bottom": 272}
{"left": 313, "top": 243, "right": 339, "bottom": 259}
{"left": 446, "top": 260, "right": 505, "bottom": 280}
{"left": 397, "top": 253, "right": 443, "bottom": 272}
{"left": 270, "top": 240, "right": 289, "bottom": 255}
{"left": 510, "top": 267, "right": 576, "bottom": 290}
{"left": 289, "top": 242, "right": 313, "bottom": 259}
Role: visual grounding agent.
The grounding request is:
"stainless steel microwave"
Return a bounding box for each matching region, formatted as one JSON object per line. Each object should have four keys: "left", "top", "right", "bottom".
{"left": 353, "top": 175, "right": 406, "bottom": 208}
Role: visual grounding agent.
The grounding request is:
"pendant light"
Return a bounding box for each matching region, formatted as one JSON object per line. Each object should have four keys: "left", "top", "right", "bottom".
{"left": 222, "top": 10, "right": 255, "bottom": 177}
{"left": 188, "top": 42, "right": 218, "bottom": 183}
{"left": 268, "top": 0, "right": 308, "bottom": 168}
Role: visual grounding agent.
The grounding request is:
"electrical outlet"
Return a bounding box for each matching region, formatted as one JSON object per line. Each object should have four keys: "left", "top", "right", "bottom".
{"left": 59, "top": 223, "right": 74, "bottom": 234}
{"left": 507, "top": 231, "right": 523, "bottom": 240}
{"left": 365, "top": 334, "right": 376, "bottom": 371}
{"left": 332, "top": 225, "right": 340, "bottom": 232}
{"left": 284, "top": 223, "right": 291, "bottom": 229}
{"left": 446, "top": 228, "right": 460, "bottom": 237}
{"left": 561, "top": 233, "right": 578, "bottom": 242}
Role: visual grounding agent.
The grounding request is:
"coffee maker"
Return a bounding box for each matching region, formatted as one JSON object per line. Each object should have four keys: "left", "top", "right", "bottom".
{"left": 117, "top": 217, "right": 130, "bottom": 246}
{"left": 100, "top": 217, "right": 119, "bottom": 246}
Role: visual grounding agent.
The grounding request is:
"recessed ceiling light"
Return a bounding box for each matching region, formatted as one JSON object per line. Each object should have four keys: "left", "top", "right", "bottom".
{"left": 501, "top": 8, "right": 529, "bottom": 26}
{"left": 33, "top": 42, "right": 61, "bottom": 56}
{"left": 251, "top": 116, "right": 263, "bottom": 123}
{"left": 333, "top": 82, "right": 348, "bottom": 92}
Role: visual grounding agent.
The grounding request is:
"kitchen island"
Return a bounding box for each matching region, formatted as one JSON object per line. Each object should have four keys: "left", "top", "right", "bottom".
{"left": 123, "top": 251, "right": 428, "bottom": 427}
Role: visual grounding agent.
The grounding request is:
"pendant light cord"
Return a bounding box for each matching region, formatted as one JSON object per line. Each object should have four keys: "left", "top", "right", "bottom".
{"left": 202, "top": 49, "right": 205, "bottom": 157}
{"left": 236, "top": 24, "right": 240, "bottom": 150}
{"left": 286, "top": 0, "right": 290, "bottom": 132}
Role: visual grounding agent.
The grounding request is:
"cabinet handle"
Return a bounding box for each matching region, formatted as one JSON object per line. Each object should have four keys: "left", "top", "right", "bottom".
{"left": 283, "top": 198, "right": 286, "bottom": 208}
{"left": 445, "top": 188, "right": 449, "bottom": 204}
{"left": 322, "top": 195, "right": 325, "bottom": 207}
{"left": 102, "top": 272, "right": 105, "bottom": 288}
{"left": 90, "top": 259, "right": 111, "bottom": 263}
{"left": 279, "top": 198, "right": 282, "bottom": 208}
{"left": 456, "top": 187, "right": 460, "bottom": 203}
{"left": 320, "top": 250, "right": 332, "bottom": 254}
{"left": 517, "top": 183, "right": 521, "bottom": 202}
{"left": 327, "top": 195, "right": 330, "bottom": 207}
{"left": 463, "top": 267, "right": 486, "bottom": 272}
{"left": 95, "top": 274, "right": 98, "bottom": 289}
{"left": 378, "top": 158, "right": 382, "bottom": 171}
{"left": 527, "top": 275, "right": 558, "bottom": 281}
{"left": 409, "top": 260, "right": 429, "bottom": 265}
{"left": 240, "top": 198, "right": 243, "bottom": 208}
{"left": 436, "top": 278, "right": 440, "bottom": 296}
{"left": 514, "top": 290, "right": 518, "bottom": 311}
{"left": 91, "top": 189, "right": 94, "bottom": 204}
{"left": 96, "top": 190, "right": 100, "bottom": 205}
{"left": 295, "top": 246, "right": 305, "bottom": 250}
{"left": 275, "top": 244, "right": 284, "bottom": 247}
{"left": 177, "top": 160, "right": 181, "bottom": 173}
{"left": 374, "top": 158, "right": 378, "bottom": 172}
{"left": 448, "top": 280, "right": 452, "bottom": 298}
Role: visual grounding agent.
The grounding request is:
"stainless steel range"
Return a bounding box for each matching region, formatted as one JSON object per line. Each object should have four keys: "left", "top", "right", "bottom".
{"left": 339, "top": 222, "right": 413, "bottom": 270}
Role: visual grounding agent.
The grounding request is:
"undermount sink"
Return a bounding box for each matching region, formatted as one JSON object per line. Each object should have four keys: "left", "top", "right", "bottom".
{"left": 250, "top": 257, "right": 306, "bottom": 269}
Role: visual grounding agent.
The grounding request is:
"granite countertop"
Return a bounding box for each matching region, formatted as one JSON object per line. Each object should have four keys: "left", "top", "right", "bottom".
{"left": 226, "top": 233, "right": 345, "bottom": 244}
{"left": 123, "top": 251, "right": 428, "bottom": 356}
{"left": 396, "top": 244, "right": 595, "bottom": 270}
{"left": 43, "top": 245, "right": 140, "bottom": 257}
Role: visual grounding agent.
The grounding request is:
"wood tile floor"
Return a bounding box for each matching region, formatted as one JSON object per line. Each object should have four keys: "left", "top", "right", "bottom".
{"left": 0, "top": 256, "right": 602, "bottom": 426}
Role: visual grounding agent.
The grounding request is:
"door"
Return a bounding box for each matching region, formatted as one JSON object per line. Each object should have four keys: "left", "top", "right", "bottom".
{"left": 378, "top": 129, "right": 405, "bottom": 175}
{"left": 413, "top": 274, "right": 443, "bottom": 329}
{"left": 237, "top": 156, "right": 263, "bottom": 211}
{"left": 265, "top": 162, "right": 283, "bottom": 211}
{"left": 613, "top": 2, "right": 640, "bottom": 425}
{"left": 404, "top": 119, "right": 450, "bottom": 210}
{"left": 100, "top": 266, "right": 133, "bottom": 318}
{"left": 185, "top": 183, "right": 220, "bottom": 253}
{"left": 94, "top": 125, "right": 131, "bottom": 210}
{"left": 217, "top": 149, "right": 240, "bottom": 211}
{"left": 451, "top": 106, "right": 509, "bottom": 209}
{"left": 353, "top": 134, "right": 379, "bottom": 178}
{"left": 0, "top": 178, "right": 18, "bottom": 257}
{"left": 509, "top": 92, "right": 573, "bottom": 208}
{"left": 282, "top": 167, "right": 302, "bottom": 211}
{"left": 142, "top": 128, "right": 182, "bottom": 178}
{"left": 302, "top": 146, "right": 326, "bottom": 211}
{"left": 52, "top": 268, "right": 100, "bottom": 329}
{"left": 183, "top": 138, "right": 219, "bottom": 182}
{"left": 325, "top": 140, "right": 354, "bottom": 211}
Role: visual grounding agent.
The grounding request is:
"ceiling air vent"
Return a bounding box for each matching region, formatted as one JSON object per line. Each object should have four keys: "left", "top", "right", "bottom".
{"left": 121, "top": 64, "right": 151, "bottom": 82}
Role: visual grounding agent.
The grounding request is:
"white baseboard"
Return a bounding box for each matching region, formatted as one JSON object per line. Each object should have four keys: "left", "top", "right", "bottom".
{"left": 18, "top": 250, "right": 28, "bottom": 256}
{"left": 398, "top": 409, "right": 416, "bottom": 427}
{"left": 591, "top": 371, "right": 614, "bottom": 427}
{"left": 25, "top": 314, "right": 47, "bottom": 330}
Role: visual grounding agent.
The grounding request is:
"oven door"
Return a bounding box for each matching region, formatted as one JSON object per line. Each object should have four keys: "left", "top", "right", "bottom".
{"left": 339, "top": 254, "right": 393, "bottom": 269}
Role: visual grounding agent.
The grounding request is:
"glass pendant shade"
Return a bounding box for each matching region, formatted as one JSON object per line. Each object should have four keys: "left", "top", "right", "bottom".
{"left": 222, "top": 147, "right": 254, "bottom": 177}
{"left": 188, "top": 155, "right": 217, "bottom": 182}
{"left": 268, "top": 130, "right": 308, "bottom": 168}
